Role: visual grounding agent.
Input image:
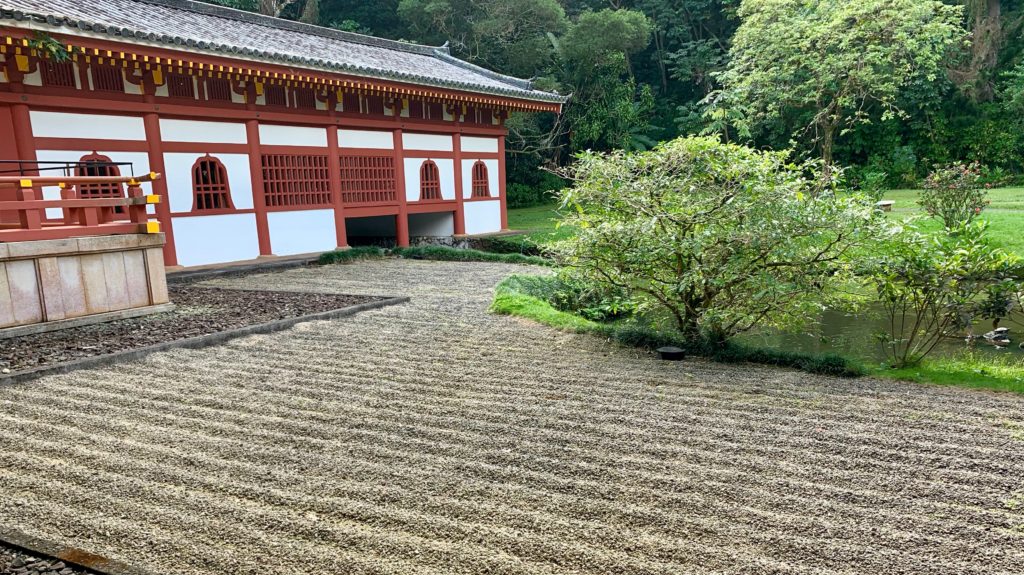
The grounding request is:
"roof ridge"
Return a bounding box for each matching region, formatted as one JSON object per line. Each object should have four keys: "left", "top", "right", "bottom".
{"left": 429, "top": 49, "right": 534, "bottom": 92}
{"left": 136, "top": 0, "right": 445, "bottom": 56}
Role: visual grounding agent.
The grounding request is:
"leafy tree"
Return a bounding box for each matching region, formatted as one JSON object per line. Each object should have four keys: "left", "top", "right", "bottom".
{"left": 867, "top": 221, "right": 1020, "bottom": 368}
{"left": 556, "top": 9, "right": 655, "bottom": 152}
{"left": 551, "top": 137, "right": 885, "bottom": 342}
{"left": 717, "top": 0, "right": 964, "bottom": 183}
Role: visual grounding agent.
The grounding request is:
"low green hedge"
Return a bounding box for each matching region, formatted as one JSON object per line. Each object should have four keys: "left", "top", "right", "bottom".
{"left": 491, "top": 274, "right": 864, "bottom": 378}
{"left": 317, "top": 245, "right": 552, "bottom": 266}
{"left": 391, "top": 246, "right": 552, "bottom": 266}
{"left": 317, "top": 246, "right": 388, "bottom": 265}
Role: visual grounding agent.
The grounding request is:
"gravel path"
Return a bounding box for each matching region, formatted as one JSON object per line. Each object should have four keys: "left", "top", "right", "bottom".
{"left": 1, "top": 259, "right": 1022, "bottom": 575}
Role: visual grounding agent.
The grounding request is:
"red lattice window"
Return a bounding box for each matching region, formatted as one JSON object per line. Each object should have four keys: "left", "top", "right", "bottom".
{"left": 471, "top": 161, "right": 490, "bottom": 198}
{"left": 166, "top": 72, "right": 195, "bottom": 98}
{"left": 40, "top": 60, "right": 75, "bottom": 88}
{"left": 205, "top": 77, "right": 233, "bottom": 102}
{"left": 261, "top": 154, "right": 332, "bottom": 208}
{"left": 426, "top": 102, "right": 444, "bottom": 120}
{"left": 265, "top": 84, "right": 287, "bottom": 107}
{"left": 294, "top": 87, "right": 316, "bottom": 110}
{"left": 92, "top": 64, "right": 124, "bottom": 92}
{"left": 192, "top": 155, "right": 234, "bottom": 211}
{"left": 339, "top": 156, "right": 396, "bottom": 205}
{"left": 75, "top": 153, "right": 125, "bottom": 206}
{"left": 477, "top": 108, "right": 494, "bottom": 125}
{"left": 419, "top": 161, "right": 441, "bottom": 201}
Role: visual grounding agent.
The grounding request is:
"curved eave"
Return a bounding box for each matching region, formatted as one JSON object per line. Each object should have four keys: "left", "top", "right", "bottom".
{"left": 0, "top": 8, "right": 567, "bottom": 110}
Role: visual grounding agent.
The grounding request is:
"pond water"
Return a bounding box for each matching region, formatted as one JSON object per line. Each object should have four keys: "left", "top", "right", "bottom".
{"left": 737, "top": 305, "right": 1024, "bottom": 364}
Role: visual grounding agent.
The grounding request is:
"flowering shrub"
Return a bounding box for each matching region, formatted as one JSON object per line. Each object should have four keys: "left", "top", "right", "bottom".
{"left": 918, "top": 162, "right": 989, "bottom": 229}
{"left": 550, "top": 137, "right": 887, "bottom": 343}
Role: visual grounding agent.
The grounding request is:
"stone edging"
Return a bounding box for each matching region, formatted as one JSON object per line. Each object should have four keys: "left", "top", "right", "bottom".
{"left": 0, "top": 526, "right": 152, "bottom": 575}
{"left": 0, "top": 296, "right": 409, "bottom": 387}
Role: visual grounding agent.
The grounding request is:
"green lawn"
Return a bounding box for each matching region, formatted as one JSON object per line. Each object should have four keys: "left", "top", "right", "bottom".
{"left": 507, "top": 204, "right": 575, "bottom": 245}
{"left": 883, "top": 187, "right": 1024, "bottom": 256}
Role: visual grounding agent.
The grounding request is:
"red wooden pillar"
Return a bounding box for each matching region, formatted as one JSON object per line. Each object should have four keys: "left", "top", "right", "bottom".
{"left": 326, "top": 126, "right": 348, "bottom": 248}
{"left": 245, "top": 119, "right": 273, "bottom": 256}
{"left": 0, "top": 104, "right": 24, "bottom": 223}
{"left": 498, "top": 133, "right": 508, "bottom": 230}
{"left": 452, "top": 133, "right": 466, "bottom": 235}
{"left": 10, "top": 103, "right": 36, "bottom": 172}
{"left": 142, "top": 112, "right": 178, "bottom": 266}
{"left": 393, "top": 128, "right": 410, "bottom": 247}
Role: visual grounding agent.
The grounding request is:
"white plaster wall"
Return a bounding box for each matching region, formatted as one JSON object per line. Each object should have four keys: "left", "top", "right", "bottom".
{"left": 463, "top": 199, "right": 502, "bottom": 235}
{"left": 172, "top": 213, "right": 260, "bottom": 267}
{"left": 35, "top": 149, "right": 151, "bottom": 188}
{"left": 258, "top": 124, "right": 327, "bottom": 147}
{"left": 160, "top": 119, "right": 247, "bottom": 144}
{"left": 409, "top": 212, "right": 454, "bottom": 237}
{"left": 31, "top": 111, "right": 146, "bottom": 140}
{"left": 404, "top": 158, "right": 455, "bottom": 202}
{"left": 21, "top": 70, "right": 41, "bottom": 87}
{"left": 41, "top": 185, "right": 63, "bottom": 220}
{"left": 402, "top": 133, "right": 453, "bottom": 151}
{"left": 461, "top": 158, "right": 500, "bottom": 199}
{"left": 268, "top": 209, "right": 337, "bottom": 255}
{"left": 461, "top": 136, "right": 499, "bottom": 153}
{"left": 338, "top": 129, "right": 393, "bottom": 149}
{"left": 163, "top": 153, "right": 253, "bottom": 213}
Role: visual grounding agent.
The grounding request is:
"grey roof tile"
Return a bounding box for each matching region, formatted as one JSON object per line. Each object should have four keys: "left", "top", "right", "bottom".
{"left": 0, "top": 0, "right": 566, "bottom": 104}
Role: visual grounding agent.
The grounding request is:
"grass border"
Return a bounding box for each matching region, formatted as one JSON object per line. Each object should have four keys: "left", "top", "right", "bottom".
{"left": 490, "top": 275, "right": 864, "bottom": 378}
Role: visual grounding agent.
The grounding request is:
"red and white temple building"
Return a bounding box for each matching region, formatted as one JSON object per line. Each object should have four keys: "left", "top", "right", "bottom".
{"left": 0, "top": 0, "right": 565, "bottom": 267}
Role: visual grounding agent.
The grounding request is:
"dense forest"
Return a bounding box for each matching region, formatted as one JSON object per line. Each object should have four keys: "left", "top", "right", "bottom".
{"left": 214, "top": 0, "right": 1024, "bottom": 202}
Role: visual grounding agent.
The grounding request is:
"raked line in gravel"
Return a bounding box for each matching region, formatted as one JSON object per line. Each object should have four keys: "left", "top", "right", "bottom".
{"left": 0, "top": 259, "right": 1022, "bottom": 575}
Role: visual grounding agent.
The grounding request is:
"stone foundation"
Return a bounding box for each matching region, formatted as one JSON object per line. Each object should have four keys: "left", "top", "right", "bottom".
{"left": 0, "top": 234, "right": 169, "bottom": 336}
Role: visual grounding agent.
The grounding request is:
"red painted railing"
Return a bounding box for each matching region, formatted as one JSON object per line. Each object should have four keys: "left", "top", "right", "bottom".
{"left": 0, "top": 173, "right": 163, "bottom": 243}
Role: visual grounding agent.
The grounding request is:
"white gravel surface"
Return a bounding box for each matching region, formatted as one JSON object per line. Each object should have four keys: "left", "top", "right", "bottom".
{"left": 1, "top": 259, "right": 1023, "bottom": 575}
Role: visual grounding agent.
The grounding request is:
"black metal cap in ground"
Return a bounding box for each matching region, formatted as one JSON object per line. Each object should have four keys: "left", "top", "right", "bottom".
{"left": 656, "top": 346, "right": 685, "bottom": 361}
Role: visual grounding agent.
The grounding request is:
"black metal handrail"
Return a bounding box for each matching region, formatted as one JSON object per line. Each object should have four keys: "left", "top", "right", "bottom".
{"left": 0, "top": 160, "right": 137, "bottom": 177}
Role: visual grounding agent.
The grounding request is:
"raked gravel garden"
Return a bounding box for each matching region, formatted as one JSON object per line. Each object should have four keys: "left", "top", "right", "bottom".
{"left": 1, "top": 259, "right": 1023, "bottom": 574}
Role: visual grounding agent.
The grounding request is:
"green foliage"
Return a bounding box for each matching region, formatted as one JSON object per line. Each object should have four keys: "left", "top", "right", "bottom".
{"left": 717, "top": 0, "right": 964, "bottom": 176}
{"left": 492, "top": 274, "right": 864, "bottom": 377}
{"left": 865, "top": 221, "right": 1021, "bottom": 368}
{"left": 551, "top": 136, "right": 886, "bottom": 342}
{"left": 918, "top": 162, "right": 989, "bottom": 228}
{"left": 505, "top": 170, "right": 565, "bottom": 208}
{"left": 317, "top": 246, "right": 388, "bottom": 264}
{"left": 391, "top": 246, "right": 552, "bottom": 266}
{"left": 28, "top": 32, "right": 70, "bottom": 63}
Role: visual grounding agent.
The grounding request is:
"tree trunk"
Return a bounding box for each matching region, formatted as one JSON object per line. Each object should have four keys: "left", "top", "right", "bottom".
{"left": 953, "top": 0, "right": 1002, "bottom": 101}
{"left": 299, "top": 0, "right": 319, "bottom": 24}
{"left": 819, "top": 121, "right": 836, "bottom": 193}
{"left": 259, "top": 0, "right": 300, "bottom": 17}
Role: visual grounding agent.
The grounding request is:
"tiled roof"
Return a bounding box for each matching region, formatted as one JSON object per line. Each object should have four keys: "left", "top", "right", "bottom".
{"left": 0, "top": 0, "right": 567, "bottom": 105}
